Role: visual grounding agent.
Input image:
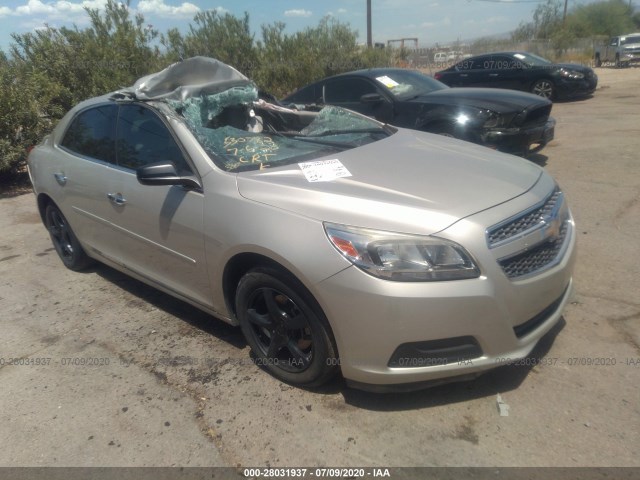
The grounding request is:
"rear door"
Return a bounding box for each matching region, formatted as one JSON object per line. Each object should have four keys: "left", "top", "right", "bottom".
{"left": 485, "top": 54, "right": 528, "bottom": 90}
{"left": 447, "top": 55, "right": 493, "bottom": 87}
{"left": 55, "top": 103, "right": 122, "bottom": 259}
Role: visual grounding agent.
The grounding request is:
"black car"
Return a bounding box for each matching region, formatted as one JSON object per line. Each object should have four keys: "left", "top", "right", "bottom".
{"left": 435, "top": 52, "right": 597, "bottom": 101}
{"left": 282, "top": 68, "right": 555, "bottom": 157}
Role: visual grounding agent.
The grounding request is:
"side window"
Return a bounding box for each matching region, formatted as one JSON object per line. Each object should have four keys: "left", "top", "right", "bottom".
{"left": 287, "top": 84, "right": 321, "bottom": 104}
{"left": 491, "top": 55, "right": 520, "bottom": 70}
{"left": 610, "top": 37, "right": 618, "bottom": 46}
{"left": 117, "top": 104, "right": 190, "bottom": 173}
{"left": 324, "top": 78, "right": 377, "bottom": 103}
{"left": 60, "top": 104, "right": 117, "bottom": 163}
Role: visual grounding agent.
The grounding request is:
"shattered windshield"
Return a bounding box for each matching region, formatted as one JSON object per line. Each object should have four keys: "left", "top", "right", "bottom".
{"left": 170, "top": 91, "right": 391, "bottom": 172}
{"left": 373, "top": 71, "right": 448, "bottom": 100}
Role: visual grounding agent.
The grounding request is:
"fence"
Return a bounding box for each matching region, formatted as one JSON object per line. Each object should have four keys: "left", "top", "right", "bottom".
{"left": 405, "top": 37, "right": 600, "bottom": 73}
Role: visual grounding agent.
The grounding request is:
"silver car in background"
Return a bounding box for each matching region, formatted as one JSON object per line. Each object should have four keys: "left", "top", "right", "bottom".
{"left": 27, "top": 57, "right": 576, "bottom": 391}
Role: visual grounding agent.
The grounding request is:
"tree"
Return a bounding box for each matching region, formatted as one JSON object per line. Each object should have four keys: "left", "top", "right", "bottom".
{"left": 2, "top": 0, "right": 162, "bottom": 175}
{"left": 569, "top": 0, "right": 636, "bottom": 37}
{"left": 512, "top": 0, "right": 637, "bottom": 43}
{"left": 161, "top": 11, "right": 258, "bottom": 77}
{"left": 253, "top": 16, "right": 393, "bottom": 97}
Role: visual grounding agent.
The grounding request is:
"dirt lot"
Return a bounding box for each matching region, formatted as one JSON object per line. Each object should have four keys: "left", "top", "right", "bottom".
{"left": 1, "top": 67, "right": 639, "bottom": 469}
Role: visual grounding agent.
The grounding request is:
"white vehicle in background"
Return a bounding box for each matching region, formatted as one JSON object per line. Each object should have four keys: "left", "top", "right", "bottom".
{"left": 594, "top": 33, "right": 640, "bottom": 68}
{"left": 434, "top": 52, "right": 448, "bottom": 64}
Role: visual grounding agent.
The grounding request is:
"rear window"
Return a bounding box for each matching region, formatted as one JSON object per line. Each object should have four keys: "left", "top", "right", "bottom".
{"left": 60, "top": 105, "right": 117, "bottom": 163}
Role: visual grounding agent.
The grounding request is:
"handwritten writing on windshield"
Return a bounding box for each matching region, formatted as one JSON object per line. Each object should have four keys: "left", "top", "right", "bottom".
{"left": 224, "top": 136, "right": 278, "bottom": 164}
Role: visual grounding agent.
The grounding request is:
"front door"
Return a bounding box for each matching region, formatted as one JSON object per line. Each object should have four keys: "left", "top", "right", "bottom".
{"left": 104, "top": 103, "right": 211, "bottom": 307}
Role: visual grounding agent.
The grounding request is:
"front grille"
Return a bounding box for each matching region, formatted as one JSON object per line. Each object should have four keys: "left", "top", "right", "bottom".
{"left": 488, "top": 188, "right": 562, "bottom": 247}
{"left": 499, "top": 222, "right": 568, "bottom": 279}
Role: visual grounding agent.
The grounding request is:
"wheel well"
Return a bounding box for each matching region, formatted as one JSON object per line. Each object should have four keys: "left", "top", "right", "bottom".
{"left": 36, "top": 193, "right": 54, "bottom": 224}
{"left": 532, "top": 77, "right": 554, "bottom": 86}
{"left": 222, "top": 252, "right": 341, "bottom": 363}
{"left": 222, "top": 253, "right": 295, "bottom": 318}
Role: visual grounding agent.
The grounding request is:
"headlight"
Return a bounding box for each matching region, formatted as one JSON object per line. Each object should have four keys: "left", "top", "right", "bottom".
{"left": 478, "top": 110, "right": 501, "bottom": 128}
{"left": 324, "top": 223, "right": 480, "bottom": 282}
{"left": 559, "top": 69, "right": 584, "bottom": 79}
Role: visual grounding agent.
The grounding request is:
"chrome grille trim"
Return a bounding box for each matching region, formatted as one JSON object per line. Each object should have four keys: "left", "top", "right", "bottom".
{"left": 498, "top": 222, "right": 569, "bottom": 279}
{"left": 487, "top": 187, "right": 562, "bottom": 248}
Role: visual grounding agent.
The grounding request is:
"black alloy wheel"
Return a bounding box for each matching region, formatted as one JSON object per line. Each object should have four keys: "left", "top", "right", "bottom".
{"left": 44, "top": 204, "right": 93, "bottom": 271}
{"left": 235, "top": 267, "right": 338, "bottom": 387}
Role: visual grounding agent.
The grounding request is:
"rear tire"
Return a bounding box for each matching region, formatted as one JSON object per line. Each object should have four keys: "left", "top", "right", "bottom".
{"left": 44, "top": 204, "right": 93, "bottom": 271}
{"left": 235, "top": 267, "right": 338, "bottom": 387}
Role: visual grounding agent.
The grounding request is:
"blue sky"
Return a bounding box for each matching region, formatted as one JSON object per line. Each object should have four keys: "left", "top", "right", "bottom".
{"left": 0, "top": 0, "right": 557, "bottom": 52}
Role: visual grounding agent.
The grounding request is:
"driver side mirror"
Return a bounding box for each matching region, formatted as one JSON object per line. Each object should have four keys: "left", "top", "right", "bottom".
{"left": 360, "top": 93, "right": 384, "bottom": 104}
{"left": 136, "top": 162, "right": 201, "bottom": 190}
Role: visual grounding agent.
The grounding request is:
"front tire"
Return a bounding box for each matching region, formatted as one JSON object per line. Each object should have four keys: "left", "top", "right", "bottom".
{"left": 531, "top": 79, "right": 555, "bottom": 100}
{"left": 44, "top": 204, "right": 93, "bottom": 271}
{"left": 235, "top": 267, "right": 338, "bottom": 387}
{"left": 614, "top": 54, "right": 626, "bottom": 68}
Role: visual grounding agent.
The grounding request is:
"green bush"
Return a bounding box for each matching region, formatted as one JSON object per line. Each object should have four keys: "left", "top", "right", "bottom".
{"left": 0, "top": 2, "right": 395, "bottom": 177}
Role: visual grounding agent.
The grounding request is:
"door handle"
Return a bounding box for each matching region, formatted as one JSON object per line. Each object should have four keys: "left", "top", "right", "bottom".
{"left": 460, "top": 74, "right": 468, "bottom": 77}
{"left": 107, "top": 192, "right": 127, "bottom": 206}
{"left": 489, "top": 73, "right": 499, "bottom": 77}
{"left": 53, "top": 173, "right": 67, "bottom": 186}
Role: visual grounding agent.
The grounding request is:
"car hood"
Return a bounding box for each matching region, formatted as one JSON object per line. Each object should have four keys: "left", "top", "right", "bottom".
{"left": 236, "top": 128, "right": 542, "bottom": 235}
{"left": 417, "top": 88, "right": 550, "bottom": 113}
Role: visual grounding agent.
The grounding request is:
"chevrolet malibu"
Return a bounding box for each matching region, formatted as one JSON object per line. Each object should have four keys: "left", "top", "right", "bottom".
{"left": 27, "top": 57, "right": 576, "bottom": 391}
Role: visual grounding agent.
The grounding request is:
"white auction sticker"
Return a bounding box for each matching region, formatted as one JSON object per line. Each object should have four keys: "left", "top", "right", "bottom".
{"left": 298, "top": 159, "right": 352, "bottom": 182}
{"left": 375, "top": 75, "right": 400, "bottom": 88}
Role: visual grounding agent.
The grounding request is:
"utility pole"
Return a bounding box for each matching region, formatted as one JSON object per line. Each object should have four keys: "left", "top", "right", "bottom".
{"left": 367, "top": 0, "right": 372, "bottom": 47}
{"left": 562, "top": 0, "right": 568, "bottom": 25}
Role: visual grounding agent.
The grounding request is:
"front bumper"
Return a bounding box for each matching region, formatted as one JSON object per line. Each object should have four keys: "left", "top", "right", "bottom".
{"left": 621, "top": 53, "right": 640, "bottom": 64}
{"left": 556, "top": 74, "right": 598, "bottom": 99}
{"left": 482, "top": 118, "right": 555, "bottom": 156}
{"left": 312, "top": 178, "right": 577, "bottom": 389}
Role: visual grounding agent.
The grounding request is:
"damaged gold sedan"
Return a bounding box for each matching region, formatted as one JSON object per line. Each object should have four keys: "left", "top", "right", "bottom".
{"left": 28, "top": 57, "right": 575, "bottom": 391}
